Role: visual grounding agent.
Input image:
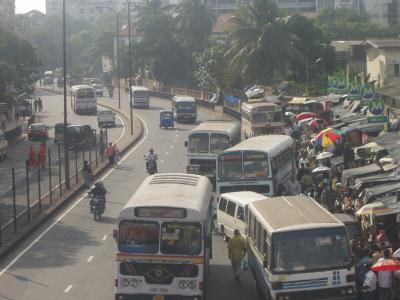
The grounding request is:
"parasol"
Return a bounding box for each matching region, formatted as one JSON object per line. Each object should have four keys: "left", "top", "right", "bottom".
{"left": 312, "top": 166, "right": 331, "bottom": 173}
{"left": 316, "top": 152, "right": 334, "bottom": 160}
{"left": 314, "top": 128, "right": 342, "bottom": 148}
{"left": 296, "top": 112, "right": 318, "bottom": 121}
{"left": 356, "top": 202, "right": 391, "bottom": 216}
{"left": 372, "top": 259, "right": 400, "bottom": 272}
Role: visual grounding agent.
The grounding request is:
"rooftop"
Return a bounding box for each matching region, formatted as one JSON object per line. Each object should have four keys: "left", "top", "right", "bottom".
{"left": 363, "top": 39, "right": 400, "bottom": 49}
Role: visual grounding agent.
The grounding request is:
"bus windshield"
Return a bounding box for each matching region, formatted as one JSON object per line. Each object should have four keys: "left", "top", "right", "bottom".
{"left": 252, "top": 113, "right": 267, "bottom": 124}
{"left": 243, "top": 151, "right": 269, "bottom": 178}
{"left": 161, "top": 223, "right": 202, "bottom": 255}
{"left": 272, "top": 227, "right": 352, "bottom": 273}
{"left": 77, "top": 89, "right": 95, "bottom": 98}
{"left": 133, "top": 91, "right": 149, "bottom": 98}
{"left": 210, "top": 133, "right": 230, "bottom": 154}
{"left": 218, "top": 151, "right": 242, "bottom": 179}
{"left": 119, "top": 221, "right": 159, "bottom": 254}
{"left": 189, "top": 133, "right": 209, "bottom": 153}
{"left": 177, "top": 102, "right": 196, "bottom": 112}
{"left": 269, "top": 112, "right": 283, "bottom": 122}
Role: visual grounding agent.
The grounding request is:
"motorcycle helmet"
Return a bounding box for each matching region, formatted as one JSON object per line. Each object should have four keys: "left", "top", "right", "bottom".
{"left": 95, "top": 181, "right": 103, "bottom": 188}
{"left": 149, "top": 148, "right": 154, "bottom": 154}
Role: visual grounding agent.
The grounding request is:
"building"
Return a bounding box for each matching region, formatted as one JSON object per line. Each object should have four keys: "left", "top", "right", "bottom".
{"left": 363, "top": 0, "right": 391, "bottom": 26}
{"left": 0, "top": 0, "right": 16, "bottom": 30}
{"left": 363, "top": 39, "right": 400, "bottom": 87}
{"left": 15, "top": 10, "right": 46, "bottom": 34}
{"left": 331, "top": 40, "right": 366, "bottom": 75}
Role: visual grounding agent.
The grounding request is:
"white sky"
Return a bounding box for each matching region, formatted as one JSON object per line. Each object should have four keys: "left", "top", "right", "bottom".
{"left": 16, "top": 0, "right": 46, "bottom": 14}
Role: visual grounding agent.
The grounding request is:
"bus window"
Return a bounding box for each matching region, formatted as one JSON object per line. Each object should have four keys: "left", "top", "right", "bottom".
{"left": 119, "top": 221, "right": 159, "bottom": 253}
{"left": 161, "top": 223, "right": 202, "bottom": 255}
{"left": 219, "top": 197, "right": 228, "bottom": 211}
{"left": 189, "top": 133, "right": 209, "bottom": 153}
{"left": 252, "top": 113, "right": 267, "bottom": 124}
{"left": 87, "top": 89, "right": 95, "bottom": 98}
{"left": 133, "top": 90, "right": 150, "bottom": 98}
{"left": 243, "top": 151, "right": 269, "bottom": 178}
{"left": 269, "top": 112, "right": 283, "bottom": 122}
{"left": 210, "top": 133, "right": 230, "bottom": 153}
{"left": 177, "top": 102, "right": 196, "bottom": 111}
{"left": 236, "top": 206, "right": 245, "bottom": 221}
{"left": 77, "top": 91, "right": 86, "bottom": 98}
{"left": 218, "top": 152, "right": 242, "bottom": 178}
{"left": 226, "top": 201, "right": 236, "bottom": 217}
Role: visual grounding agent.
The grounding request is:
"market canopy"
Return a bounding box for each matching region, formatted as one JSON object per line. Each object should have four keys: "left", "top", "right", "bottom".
{"left": 354, "top": 171, "right": 400, "bottom": 190}
{"left": 361, "top": 182, "right": 400, "bottom": 203}
{"left": 341, "top": 163, "right": 382, "bottom": 186}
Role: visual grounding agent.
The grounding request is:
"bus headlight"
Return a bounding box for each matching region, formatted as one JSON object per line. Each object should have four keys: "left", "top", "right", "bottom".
{"left": 121, "top": 278, "right": 130, "bottom": 287}
{"left": 179, "top": 281, "right": 187, "bottom": 289}
{"left": 130, "top": 279, "right": 139, "bottom": 288}
{"left": 188, "top": 281, "right": 197, "bottom": 289}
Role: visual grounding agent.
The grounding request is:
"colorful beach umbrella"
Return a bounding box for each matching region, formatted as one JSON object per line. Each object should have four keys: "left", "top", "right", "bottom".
{"left": 356, "top": 202, "right": 391, "bottom": 216}
{"left": 314, "top": 128, "right": 342, "bottom": 148}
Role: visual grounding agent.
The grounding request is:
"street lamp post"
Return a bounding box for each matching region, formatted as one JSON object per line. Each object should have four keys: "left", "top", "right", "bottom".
{"left": 95, "top": 6, "right": 121, "bottom": 109}
{"left": 63, "top": 0, "right": 70, "bottom": 189}
{"left": 127, "top": 0, "right": 134, "bottom": 135}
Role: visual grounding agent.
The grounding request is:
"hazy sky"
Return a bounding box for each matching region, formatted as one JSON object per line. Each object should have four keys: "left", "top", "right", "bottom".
{"left": 16, "top": 0, "right": 46, "bottom": 14}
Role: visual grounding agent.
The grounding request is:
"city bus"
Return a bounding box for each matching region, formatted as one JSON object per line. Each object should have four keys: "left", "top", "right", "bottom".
{"left": 216, "top": 135, "right": 299, "bottom": 196}
{"left": 247, "top": 195, "right": 356, "bottom": 300}
{"left": 70, "top": 85, "right": 97, "bottom": 115}
{"left": 131, "top": 86, "right": 150, "bottom": 108}
{"left": 172, "top": 96, "right": 197, "bottom": 123}
{"left": 114, "top": 173, "right": 213, "bottom": 300}
{"left": 186, "top": 121, "right": 241, "bottom": 181}
{"left": 241, "top": 101, "right": 284, "bottom": 138}
{"left": 285, "top": 97, "right": 325, "bottom": 114}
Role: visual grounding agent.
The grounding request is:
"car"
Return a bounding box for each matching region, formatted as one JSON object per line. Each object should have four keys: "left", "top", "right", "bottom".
{"left": 91, "top": 83, "right": 103, "bottom": 97}
{"left": 54, "top": 123, "right": 71, "bottom": 144}
{"left": 0, "top": 129, "right": 8, "bottom": 160}
{"left": 98, "top": 110, "right": 115, "bottom": 127}
{"left": 66, "top": 124, "right": 95, "bottom": 148}
{"left": 28, "top": 123, "right": 48, "bottom": 141}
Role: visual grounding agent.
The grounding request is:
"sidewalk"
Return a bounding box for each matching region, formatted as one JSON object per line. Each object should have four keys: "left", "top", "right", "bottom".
{"left": 0, "top": 88, "right": 143, "bottom": 258}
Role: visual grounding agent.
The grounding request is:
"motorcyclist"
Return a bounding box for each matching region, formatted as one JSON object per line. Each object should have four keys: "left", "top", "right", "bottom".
{"left": 108, "top": 85, "right": 114, "bottom": 98}
{"left": 88, "top": 181, "right": 107, "bottom": 210}
{"left": 145, "top": 148, "right": 158, "bottom": 173}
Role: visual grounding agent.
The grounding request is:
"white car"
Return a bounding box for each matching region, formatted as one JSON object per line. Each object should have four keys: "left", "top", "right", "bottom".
{"left": 98, "top": 110, "right": 116, "bottom": 128}
{"left": 91, "top": 84, "right": 103, "bottom": 97}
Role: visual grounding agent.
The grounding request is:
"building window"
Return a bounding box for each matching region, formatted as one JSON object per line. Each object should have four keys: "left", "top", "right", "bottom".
{"left": 395, "top": 64, "right": 400, "bottom": 77}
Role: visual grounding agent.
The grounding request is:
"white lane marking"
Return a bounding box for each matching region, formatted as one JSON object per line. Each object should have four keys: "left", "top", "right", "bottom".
{"left": 170, "top": 145, "right": 174, "bottom": 149}
{"left": 160, "top": 159, "right": 164, "bottom": 163}
{"left": 174, "top": 140, "right": 177, "bottom": 143}
{"left": 102, "top": 235, "right": 107, "bottom": 241}
{"left": 175, "top": 134, "right": 179, "bottom": 138}
{"left": 0, "top": 113, "right": 149, "bottom": 278}
{"left": 64, "top": 285, "right": 73, "bottom": 293}
{"left": 165, "top": 152, "right": 169, "bottom": 155}
{"left": 0, "top": 110, "right": 127, "bottom": 231}
{"left": 87, "top": 256, "right": 94, "bottom": 263}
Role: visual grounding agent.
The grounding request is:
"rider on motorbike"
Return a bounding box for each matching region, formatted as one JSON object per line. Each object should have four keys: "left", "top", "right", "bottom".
{"left": 145, "top": 148, "right": 158, "bottom": 173}
{"left": 88, "top": 181, "right": 107, "bottom": 210}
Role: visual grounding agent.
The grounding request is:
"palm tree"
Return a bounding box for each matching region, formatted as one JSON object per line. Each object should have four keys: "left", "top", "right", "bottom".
{"left": 225, "top": 0, "right": 303, "bottom": 85}
{"left": 175, "top": 0, "right": 216, "bottom": 53}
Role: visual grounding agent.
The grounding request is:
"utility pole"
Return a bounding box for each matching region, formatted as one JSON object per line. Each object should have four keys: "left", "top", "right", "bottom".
{"left": 63, "top": 0, "right": 70, "bottom": 189}
{"left": 127, "top": 0, "right": 134, "bottom": 135}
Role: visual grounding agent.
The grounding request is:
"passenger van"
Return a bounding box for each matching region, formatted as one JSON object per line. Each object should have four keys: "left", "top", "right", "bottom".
{"left": 0, "top": 129, "right": 8, "bottom": 161}
{"left": 217, "top": 191, "right": 266, "bottom": 239}
{"left": 247, "top": 196, "right": 355, "bottom": 300}
{"left": 131, "top": 86, "right": 150, "bottom": 108}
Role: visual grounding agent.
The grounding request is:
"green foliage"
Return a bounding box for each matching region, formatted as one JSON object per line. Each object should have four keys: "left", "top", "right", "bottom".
{"left": 0, "top": 28, "right": 39, "bottom": 104}
{"left": 316, "top": 8, "right": 399, "bottom": 40}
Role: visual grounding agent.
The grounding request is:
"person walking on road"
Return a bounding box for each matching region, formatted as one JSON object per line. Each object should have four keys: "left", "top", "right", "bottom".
{"left": 362, "top": 262, "right": 377, "bottom": 300}
{"left": 113, "top": 143, "right": 120, "bottom": 164}
{"left": 228, "top": 229, "right": 247, "bottom": 282}
{"left": 377, "top": 248, "right": 393, "bottom": 300}
{"left": 33, "top": 99, "right": 38, "bottom": 113}
{"left": 28, "top": 145, "right": 37, "bottom": 170}
{"left": 38, "top": 98, "right": 43, "bottom": 112}
{"left": 106, "top": 143, "right": 115, "bottom": 165}
{"left": 38, "top": 143, "right": 47, "bottom": 168}
{"left": 83, "top": 161, "right": 93, "bottom": 187}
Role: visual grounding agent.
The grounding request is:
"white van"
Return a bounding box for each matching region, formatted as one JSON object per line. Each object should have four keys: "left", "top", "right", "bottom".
{"left": 131, "top": 86, "right": 150, "bottom": 108}
{"left": 0, "top": 129, "right": 8, "bottom": 161}
{"left": 217, "top": 191, "right": 266, "bottom": 239}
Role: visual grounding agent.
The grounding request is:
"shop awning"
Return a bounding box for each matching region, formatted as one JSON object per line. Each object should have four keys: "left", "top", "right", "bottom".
{"left": 341, "top": 164, "right": 382, "bottom": 186}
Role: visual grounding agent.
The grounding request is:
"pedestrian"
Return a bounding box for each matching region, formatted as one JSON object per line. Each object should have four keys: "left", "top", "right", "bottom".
{"left": 83, "top": 161, "right": 93, "bottom": 187}
{"left": 34, "top": 99, "right": 38, "bottom": 113}
{"left": 228, "top": 229, "right": 247, "bottom": 282}
{"left": 38, "top": 142, "right": 47, "bottom": 168}
{"left": 362, "top": 262, "right": 378, "bottom": 300}
{"left": 377, "top": 248, "right": 393, "bottom": 300}
{"left": 106, "top": 142, "right": 115, "bottom": 165}
{"left": 28, "top": 145, "right": 37, "bottom": 169}
{"left": 38, "top": 98, "right": 43, "bottom": 112}
{"left": 113, "top": 143, "right": 120, "bottom": 164}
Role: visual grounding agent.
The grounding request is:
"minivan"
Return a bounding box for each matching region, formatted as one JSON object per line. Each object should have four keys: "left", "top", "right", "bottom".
{"left": 217, "top": 191, "right": 267, "bottom": 240}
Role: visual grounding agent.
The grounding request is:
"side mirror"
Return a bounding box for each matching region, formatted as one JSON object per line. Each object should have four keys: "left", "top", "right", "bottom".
{"left": 113, "top": 229, "right": 118, "bottom": 240}
{"left": 184, "top": 141, "right": 188, "bottom": 147}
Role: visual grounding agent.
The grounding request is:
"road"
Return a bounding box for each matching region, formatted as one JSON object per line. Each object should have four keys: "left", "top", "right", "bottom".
{"left": 0, "top": 95, "right": 259, "bottom": 300}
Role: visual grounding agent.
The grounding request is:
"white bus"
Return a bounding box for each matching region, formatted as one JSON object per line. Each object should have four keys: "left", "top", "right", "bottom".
{"left": 216, "top": 135, "right": 299, "bottom": 196}
{"left": 114, "top": 173, "right": 213, "bottom": 300}
{"left": 172, "top": 96, "right": 197, "bottom": 123}
{"left": 70, "top": 85, "right": 97, "bottom": 115}
{"left": 131, "top": 86, "right": 150, "bottom": 108}
{"left": 186, "top": 121, "right": 241, "bottom": 180}
{"left": 241, "top": 101, "right": 284, "bottom": 138}
{"left": 247, "top": 195, "right": 356, "bottom": 300}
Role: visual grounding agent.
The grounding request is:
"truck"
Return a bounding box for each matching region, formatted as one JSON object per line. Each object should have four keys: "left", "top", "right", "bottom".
{"left": 98, "top": 110, "right": 116, "bottom": 127}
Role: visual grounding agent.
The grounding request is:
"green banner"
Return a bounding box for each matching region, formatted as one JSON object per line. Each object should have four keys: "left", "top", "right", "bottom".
{"left": 347, "top": 81, "right": 361, "bottom": 100}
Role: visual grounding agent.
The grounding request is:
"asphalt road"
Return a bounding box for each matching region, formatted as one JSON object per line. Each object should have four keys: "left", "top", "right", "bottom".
{"left": 0, "top": 96, "right": 259, "bottom": 300}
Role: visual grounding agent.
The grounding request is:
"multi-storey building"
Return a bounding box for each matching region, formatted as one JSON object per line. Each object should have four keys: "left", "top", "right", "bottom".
{"left": 0, "top": 0, "right": 16, "bottom": 30}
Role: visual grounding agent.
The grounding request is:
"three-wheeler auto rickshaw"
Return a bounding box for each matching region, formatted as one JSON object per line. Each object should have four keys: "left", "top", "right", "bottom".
{"left": 159, "top": 110, "right": 174, "bottom": 129}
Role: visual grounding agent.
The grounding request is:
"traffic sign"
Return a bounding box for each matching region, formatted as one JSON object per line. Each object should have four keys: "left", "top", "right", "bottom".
{"left": 368, "top": 98, "right": 385, "bottom": 115}
{"left": 367, "top": 115, "right": 388, "bottom": 123}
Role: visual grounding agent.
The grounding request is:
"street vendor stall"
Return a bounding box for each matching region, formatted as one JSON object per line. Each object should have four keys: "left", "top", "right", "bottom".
{"left": 360, "top": 182, "right": 400, "bottom": 203}
{"left": 341, "top": 163, "right": 382, "bottom": 187}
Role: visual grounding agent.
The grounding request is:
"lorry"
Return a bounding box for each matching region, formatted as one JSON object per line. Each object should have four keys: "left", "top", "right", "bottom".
{"left": 98, "top": 110, "right": 116, "bottom": 127}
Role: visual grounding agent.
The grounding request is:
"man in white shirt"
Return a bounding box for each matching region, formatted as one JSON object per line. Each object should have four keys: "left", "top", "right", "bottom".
{"left": 362, "top": 263, "right": 377, "bottom": 300}
{"left": 377, "top": 248, "right": 393, "bottom": 300}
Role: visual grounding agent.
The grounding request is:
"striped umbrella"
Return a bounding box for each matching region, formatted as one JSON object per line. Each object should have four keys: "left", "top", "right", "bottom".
{"left": 356, "top": 202, "right": 391, "bottom": 216}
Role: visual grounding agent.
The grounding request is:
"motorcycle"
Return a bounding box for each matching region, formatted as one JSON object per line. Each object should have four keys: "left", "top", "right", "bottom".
{"left": 108, "top": 87, "right": 114, "bottom": 98}
{"left": 88, "top": 194, "right": 105, "bottom": 221}
{"left": 145, "top": 155, "right": 157, "bottom": 175}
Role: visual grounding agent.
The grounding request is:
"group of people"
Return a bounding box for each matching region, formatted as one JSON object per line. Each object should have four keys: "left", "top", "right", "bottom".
{"left": 28, "top": 143, "right": 47, "bottom": 170}
{"left": 33, "top": 98, "right": 43, "bottom": 113}
{"left": 105, "top": 142, "right": 120, "bottom": 166}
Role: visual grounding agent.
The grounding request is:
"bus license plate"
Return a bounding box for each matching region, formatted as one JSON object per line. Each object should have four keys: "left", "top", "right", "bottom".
{"left": 153, "top": 295, "right": 164, "bottom": 300}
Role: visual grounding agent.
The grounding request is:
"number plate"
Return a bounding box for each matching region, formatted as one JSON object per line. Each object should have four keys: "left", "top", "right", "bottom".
{"left": 153, "top": 295, "right": 164, "bottom": 300}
